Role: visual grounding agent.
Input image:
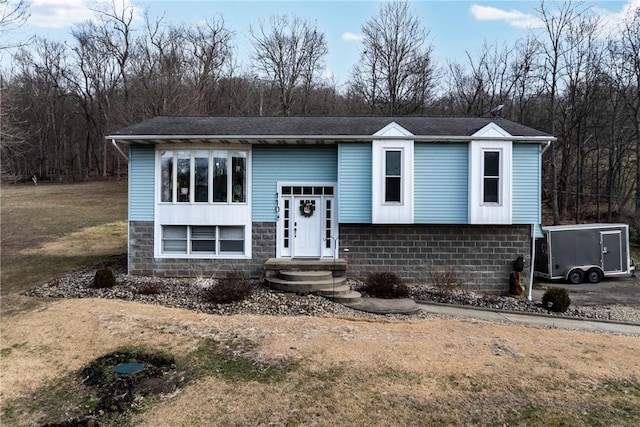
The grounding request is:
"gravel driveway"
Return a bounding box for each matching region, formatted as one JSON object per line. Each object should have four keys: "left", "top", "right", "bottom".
{"left": 533, "top": 275, "right": 640, "bottom": 306}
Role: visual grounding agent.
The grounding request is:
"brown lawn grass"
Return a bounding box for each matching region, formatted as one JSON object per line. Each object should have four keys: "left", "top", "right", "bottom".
{"left": 1, "top": 181, "right": 639, "bottom": 426}
{"left": 1, "top": 298, "right": 639, "bottom": 426}
{"left": 0, "top": 181, "right": 127, "bottom": 310}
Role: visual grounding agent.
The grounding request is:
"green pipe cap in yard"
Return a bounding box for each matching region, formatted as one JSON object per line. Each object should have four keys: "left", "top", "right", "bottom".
{"left": 113, "top": 362, "right": 145, "bottom": 375}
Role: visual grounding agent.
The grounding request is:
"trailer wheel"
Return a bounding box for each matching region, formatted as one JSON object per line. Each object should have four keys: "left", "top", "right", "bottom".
{"left": 586, "top": 268, "right": 604, "bottom": 284}
{"left": 567, "top": 269, "right": 584, "bottom": 284}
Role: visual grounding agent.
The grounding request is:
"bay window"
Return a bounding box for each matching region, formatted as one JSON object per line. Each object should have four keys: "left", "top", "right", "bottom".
{"left": 159, "top": 149, "right": 248, "bottom": 204}
{"left": 156, "top": 146, "right": 251, "bottom": 259}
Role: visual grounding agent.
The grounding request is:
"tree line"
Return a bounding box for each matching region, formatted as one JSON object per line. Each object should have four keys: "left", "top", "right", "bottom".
{"left": 1, "top": 0, "right": 639, "bottom": 229}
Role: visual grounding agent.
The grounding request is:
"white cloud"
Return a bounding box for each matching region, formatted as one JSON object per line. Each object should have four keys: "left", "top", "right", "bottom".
{"left": 470, "top": 0, "right": 640, "bottom": 34}
{"left": 323, "top": 68, "right": 335, "bottom": 80}
{"left": 470, "top": 5, "right": 542, "bottom": 29}
{"left": 29, "top": 0, "right": 139, "bottom": 29}
{"left": 594, "top": 0, "right": 640, "bottom": 37}
{"left": 342, "top": 32, "right": 364, "bottom": 42}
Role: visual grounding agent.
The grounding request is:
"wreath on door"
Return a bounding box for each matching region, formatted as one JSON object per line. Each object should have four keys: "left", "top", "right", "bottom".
{"left": 299, "top": 200, "right": 315, "bottom": 218}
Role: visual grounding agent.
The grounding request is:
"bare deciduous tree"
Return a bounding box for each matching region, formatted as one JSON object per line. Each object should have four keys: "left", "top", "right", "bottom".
{"left": 93, "top": 0, "right": 134, "bottom": 106}
{"left": 349, "top": 0, "right": 436, "bottom": 115}
{"left": 608, "top": 7, "right": 640, "bottom": 229}
{"left": 446, "top": 42, "right": 521, "bottom": 117}
{"left": 250, "top": 15, "right": 328, "bottom": 116}
{"left": 0, "top": 72, "right": 30, "bottom": 182}
{"left": 0, "top": 0, "right": 29, "bottom": 49}
{"left": 184, "top": 17, "right": 234, "bottom": 114}
{"left": 537, "top": 0, "right": 585, "bottom": 224}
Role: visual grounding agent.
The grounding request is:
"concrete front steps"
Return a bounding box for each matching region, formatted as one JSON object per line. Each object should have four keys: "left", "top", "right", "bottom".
{"left": 267, "top": 270, "right": 362, "bottom": 303}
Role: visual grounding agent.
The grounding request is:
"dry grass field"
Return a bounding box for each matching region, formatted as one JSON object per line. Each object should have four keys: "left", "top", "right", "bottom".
{"left": 1, "top": 181, "right": 639, "bottom": 426}
{"left": 1, "top": 180, "right": 127, "bottom": 312}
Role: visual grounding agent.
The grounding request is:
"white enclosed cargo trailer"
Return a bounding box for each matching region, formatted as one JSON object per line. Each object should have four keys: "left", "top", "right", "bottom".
{"left": 534, "top": 224, "right": 635, "bottom": 284}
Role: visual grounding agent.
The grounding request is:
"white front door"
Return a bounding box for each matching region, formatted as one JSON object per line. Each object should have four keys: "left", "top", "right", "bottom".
{"left": 293, "top": 197, "right": 322, "bottom": 258}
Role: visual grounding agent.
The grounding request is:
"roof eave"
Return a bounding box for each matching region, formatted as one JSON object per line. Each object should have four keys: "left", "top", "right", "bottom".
{"left": 106, "top": 134, "right": 556, "bottom": 144}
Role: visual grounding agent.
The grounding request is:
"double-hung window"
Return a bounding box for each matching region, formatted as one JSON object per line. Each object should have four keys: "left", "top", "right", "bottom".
{"left": 483, "top": 150, "right": 500, "bottom": 204}
{"left": 371, "top": 127, "right": 414, "bottom": 224}
{"left": 469, "top": 132, "right": 512, "bottom": 224}
{"left": 384, "top": 150, "right": 402, "bottom": 203}
{"left": 160, "top": 149, "right": 247, "bottom": 204}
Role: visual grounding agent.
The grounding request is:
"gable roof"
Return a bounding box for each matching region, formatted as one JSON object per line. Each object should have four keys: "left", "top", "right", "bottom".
{"left": 106, "top": 116, "right": 553, "bottom": 145}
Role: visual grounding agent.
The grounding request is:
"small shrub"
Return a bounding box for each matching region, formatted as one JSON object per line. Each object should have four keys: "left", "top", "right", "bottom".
{"left": 137, "top": 282, "right": 164, "bottom": 295}
{"left": 362, "top": 272, "right": 410, "bottom": 299}
{"left": 429, "top": 268, "right": 462, "bottom": 297}
{"left": 542, "top": 287, "right": 571, "bottom": 313}
{"left": 94, "top": 267, "right": 116, "bottom": 289}
{"left": 193, "top": 276, "right": 216, "bottom": 290}
{"left": 204, "top": 273, "right": 254, "bottom": 304}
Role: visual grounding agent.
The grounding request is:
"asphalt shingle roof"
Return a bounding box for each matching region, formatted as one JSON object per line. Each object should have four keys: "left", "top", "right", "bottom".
{"left": 108, "top": 116, "right": 551, "bottom": 139}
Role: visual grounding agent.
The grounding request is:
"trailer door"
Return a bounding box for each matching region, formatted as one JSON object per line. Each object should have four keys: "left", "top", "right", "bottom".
{"left": 601, "top": 231, "right": 623, "bottom": 273}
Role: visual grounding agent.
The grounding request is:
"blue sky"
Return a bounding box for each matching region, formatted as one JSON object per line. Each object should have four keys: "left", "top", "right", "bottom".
{"left": 3, "top": 0, "right": 638, "bottom": 86}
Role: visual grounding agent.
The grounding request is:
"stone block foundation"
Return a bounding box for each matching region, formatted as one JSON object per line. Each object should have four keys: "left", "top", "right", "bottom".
{"left": 129, "top": 221, "right": 532, "bottom": 294}
{"left": 128, "top": 221, "right": 275, "bottom": 278}
{"left": 339, "top": 224, "right": 532, "bottom": 294}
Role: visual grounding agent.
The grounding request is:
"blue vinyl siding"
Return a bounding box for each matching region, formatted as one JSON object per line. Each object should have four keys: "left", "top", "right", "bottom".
{"left": 414, "top": 143, "right": 468, "bottom": 223}
{"left": 252, "top": 145, "right": 337, "bottom": 222}
{"left": 129, "top": 145, "right": 155, "bottom": 221}
{"left": 512, "top": 143, "right": 541, "bottom": 224}
{"left": 338, "top": 143, "right": 372, "bottom": 223}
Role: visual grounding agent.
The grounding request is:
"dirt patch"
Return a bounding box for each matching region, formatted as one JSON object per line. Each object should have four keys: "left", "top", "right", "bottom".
{"left": 1, "top": 298, "right": 639, "bottom": 426}
{"left": 82, "top": 349, "right": 179, "bottom": 411}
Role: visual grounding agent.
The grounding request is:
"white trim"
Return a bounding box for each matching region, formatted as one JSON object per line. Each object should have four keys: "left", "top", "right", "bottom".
{"left": 276, "top": 182, "right": 338, "bottom": 259}
{"left": 541, "top": 223, "right": 629, "bottom": 232}
{"left": 372, "top": 123, "right": 414, "bottom": 224}
{"left": 153, "top": 145, "right": 252, "bottom": 259}
{"left": 469, "top": 123, "right": 512, "bottom": 224}
{"left": 292, "top": 196, "right": 323, "bottom": 258}
{"left": 601, "top": 230, "right": 624, "bottom": 273}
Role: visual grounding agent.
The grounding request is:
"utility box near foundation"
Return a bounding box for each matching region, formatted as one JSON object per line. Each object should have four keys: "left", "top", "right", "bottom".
{"left": 534, "top": 224, "right": 635, "bottom": 284}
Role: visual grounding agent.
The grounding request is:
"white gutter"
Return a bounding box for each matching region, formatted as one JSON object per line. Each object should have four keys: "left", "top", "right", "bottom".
{"left": 541, "top": 139, "right": 552, "bottom": 153}
{"left": 111, "top": 139, "right": 129, "bottom": 161}
{"left": 106, "top": 134, "right": 556, "bottom": 143}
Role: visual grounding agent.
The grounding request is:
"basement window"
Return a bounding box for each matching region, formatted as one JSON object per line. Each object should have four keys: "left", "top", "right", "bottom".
{"left": 161, "top": 225, "right": 245, "bottom": 255}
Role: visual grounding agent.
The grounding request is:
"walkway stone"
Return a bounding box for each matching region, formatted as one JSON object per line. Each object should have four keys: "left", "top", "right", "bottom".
{"left": 344, "top": 298, "right": 421, "bottom": 315}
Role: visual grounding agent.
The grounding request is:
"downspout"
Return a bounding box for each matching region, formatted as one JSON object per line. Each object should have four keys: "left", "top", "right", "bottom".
{"left": 111, "top": 139, "right": 129, "bottom": 162}
{"left": 527, "top": 140, "right": 550, "bottom": 301}
{"left": 541, "top": 139, "right": 551, "bottom": 154}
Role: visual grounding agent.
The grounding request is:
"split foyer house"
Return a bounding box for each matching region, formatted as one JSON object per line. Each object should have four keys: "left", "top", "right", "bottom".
{"left": 107, "top": 116, "right": 554, "bottom": 293}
